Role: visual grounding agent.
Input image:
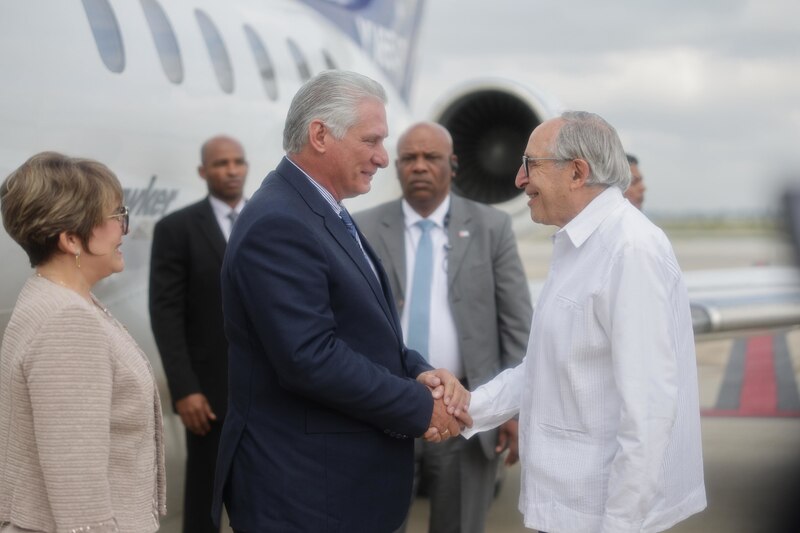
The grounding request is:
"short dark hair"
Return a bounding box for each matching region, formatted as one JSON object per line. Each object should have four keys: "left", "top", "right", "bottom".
{"left": 626, "top": 153, "right": 639, "bottom": 165}
{"left": 1, "top": 152, "right": 123, "bottom": 266}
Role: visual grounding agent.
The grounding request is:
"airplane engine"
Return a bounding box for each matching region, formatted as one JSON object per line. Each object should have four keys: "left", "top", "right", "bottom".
{"left": 429, "top": 79, "right": 560, "bottom": 210}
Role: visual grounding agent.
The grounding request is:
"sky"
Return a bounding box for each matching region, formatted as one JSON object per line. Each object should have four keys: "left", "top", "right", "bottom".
{"left": 409, "top": 0, "right": 800, "bottom": 216}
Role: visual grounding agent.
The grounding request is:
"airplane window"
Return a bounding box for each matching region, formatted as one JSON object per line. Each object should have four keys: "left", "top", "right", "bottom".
{"left": 195, "top": 10, "right": 234, "bottom": 93}
{"left": 286, "top": 39, "right": 312, "bottom": 82}
{"left": 243, "top": 25, "right": 278, "bottom": 101}
{"left": 322, "top": 50, "right": 338, "bottom": 70}
{"left": 141, "top": 0, "right": 183, "bottom": 84}
{"left": 81, "top": 0, "right": 125, "bottom": 73}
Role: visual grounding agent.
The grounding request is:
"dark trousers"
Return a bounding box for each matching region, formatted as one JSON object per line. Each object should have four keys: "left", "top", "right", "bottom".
{"left": 184, "top": 422, "right": 222, "bottom": 533}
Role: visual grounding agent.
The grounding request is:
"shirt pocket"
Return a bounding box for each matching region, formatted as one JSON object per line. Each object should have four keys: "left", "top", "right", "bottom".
{"left": 536, "top": 421, "right": 606, "bottom": 515}
{"left": 543, "top": 295, "right": 596, "bottom": 434}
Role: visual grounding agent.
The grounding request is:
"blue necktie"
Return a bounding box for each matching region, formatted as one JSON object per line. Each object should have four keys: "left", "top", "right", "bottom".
{"left": 340, "top": 208, "right": 378, "bottom": 280}
{"left": 339, "top": 208, "right": 359, "bottom": 242}
{"left": 406, "top": 219, "right": 435, "bottom": 360}
{"left": 225, "top": 210, "right": 238, "bottom": 241}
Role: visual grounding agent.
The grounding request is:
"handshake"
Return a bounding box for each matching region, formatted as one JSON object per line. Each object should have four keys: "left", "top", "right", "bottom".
{"left": 417, "top": 369, "right": 473, "bottom": 442}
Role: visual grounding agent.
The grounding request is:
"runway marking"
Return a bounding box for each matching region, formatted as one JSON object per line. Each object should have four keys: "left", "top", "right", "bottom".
{"left": 774, "top": 333, "right": 800, "bottom": 411}
{"left": 702, "top": 331, "right": 800, "bottom": 417}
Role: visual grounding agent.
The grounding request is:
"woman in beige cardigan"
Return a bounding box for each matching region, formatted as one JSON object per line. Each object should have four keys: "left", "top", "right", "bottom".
{"left": 0, "top": 153, "right": 166, "bottom": 533}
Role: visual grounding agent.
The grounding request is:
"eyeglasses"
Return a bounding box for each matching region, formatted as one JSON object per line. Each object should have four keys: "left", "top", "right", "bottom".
{"left": 521, "top": 155, "right": 570, "bottom": 178}
{"left": 107, "top": 206, "right": 129, "bottom": 235}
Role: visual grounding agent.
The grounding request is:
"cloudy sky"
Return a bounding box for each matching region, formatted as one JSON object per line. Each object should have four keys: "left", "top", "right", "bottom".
{"left": 409, "top": 0, "right": 800, "bottom": 216}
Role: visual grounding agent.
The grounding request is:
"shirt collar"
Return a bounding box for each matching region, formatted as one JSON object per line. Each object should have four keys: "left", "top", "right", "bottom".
{"left": 208, "top": 194, "right": 245, "bottom": 217}
{"left": 401, "top": 195, "right": 451, "bottom": 230}
{"left": 285, "top": 156, "right": 342, "bottom": 215}
{"left": 558, "top": 186, "right": 625, "bottom": 248}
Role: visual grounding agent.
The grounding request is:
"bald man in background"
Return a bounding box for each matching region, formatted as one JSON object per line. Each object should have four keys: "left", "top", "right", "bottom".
{"left": 150, "top": 135, "right": 248, "bottom": 532}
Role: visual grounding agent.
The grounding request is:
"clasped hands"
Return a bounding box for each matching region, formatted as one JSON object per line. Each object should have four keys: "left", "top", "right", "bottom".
{"left": 417, "top": 369, "right": 473, "bottom": 442}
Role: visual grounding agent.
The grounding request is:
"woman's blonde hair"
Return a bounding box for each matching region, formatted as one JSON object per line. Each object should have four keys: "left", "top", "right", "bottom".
{"left": 1, "top": 151, "right": 123, "bottom": 266}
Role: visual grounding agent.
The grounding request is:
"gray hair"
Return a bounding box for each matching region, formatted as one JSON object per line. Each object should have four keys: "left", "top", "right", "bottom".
{"left": 283, "top": 70, "right": 387, "bottom": 154}
{"left": 551, "top": 111, "right": 631, "bottom": 190}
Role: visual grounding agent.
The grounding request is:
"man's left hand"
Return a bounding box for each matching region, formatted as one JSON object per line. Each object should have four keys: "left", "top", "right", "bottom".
{"left": 495, "top": 419, "right": 519, "bottom": 465}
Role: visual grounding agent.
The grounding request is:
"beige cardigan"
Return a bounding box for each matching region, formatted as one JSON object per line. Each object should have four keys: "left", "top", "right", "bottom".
{"left": 0, "top": 276, "right": 166, "bottom": 533}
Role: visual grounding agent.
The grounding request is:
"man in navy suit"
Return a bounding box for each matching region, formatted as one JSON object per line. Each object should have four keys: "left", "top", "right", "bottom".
{"left": 150, "top": 135, "right": 248, "bottom": 533}
{"left": 212, "top": 71, "right": 470, "bottom": 532}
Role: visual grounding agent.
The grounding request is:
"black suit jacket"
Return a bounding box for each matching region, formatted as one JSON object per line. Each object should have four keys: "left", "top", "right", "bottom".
{"left": 212, "top": 158, "right": 434, "bottom": 532}
{"left": 149, "top": 198, "right": 229, "bottom": 419}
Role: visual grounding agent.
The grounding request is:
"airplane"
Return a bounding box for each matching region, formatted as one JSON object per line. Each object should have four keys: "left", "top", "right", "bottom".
{"left": 1, "top": 0, "right": 798, "bottom": 530}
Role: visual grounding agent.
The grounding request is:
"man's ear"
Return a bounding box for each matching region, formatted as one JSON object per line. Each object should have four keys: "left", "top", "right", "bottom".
{"left": 308, "top": 120, "right": 328, "bottom": 153}
{"left": 449, "top": 154, "right": 459, "bottom": 174}
{"left": 570, "top": 158, "right": 591, "bottom": 189}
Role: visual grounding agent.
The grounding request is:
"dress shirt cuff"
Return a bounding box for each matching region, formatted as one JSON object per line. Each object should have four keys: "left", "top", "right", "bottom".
{"left": 460, "top": 389, "right": 518, "bottom": 439}
{"left": 460, "top": 364, "right": 524, "bottom": 439}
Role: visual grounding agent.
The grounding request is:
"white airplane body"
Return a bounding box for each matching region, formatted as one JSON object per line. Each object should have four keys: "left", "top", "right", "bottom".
{"left": 1, "top": 0, "right": 798, "bottom": 528}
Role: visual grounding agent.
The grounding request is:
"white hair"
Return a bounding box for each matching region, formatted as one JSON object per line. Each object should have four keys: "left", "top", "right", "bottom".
{"left": 552, "top": 111, "right": 631, "bottom": 190}
{"left": 283, "top": 70, "right": 387, "bottom": 154}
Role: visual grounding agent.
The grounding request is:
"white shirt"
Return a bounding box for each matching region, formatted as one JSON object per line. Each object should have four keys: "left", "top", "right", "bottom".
{"left": 463, "top": 187, "right": 706, "bottom": 532}
{"left": 208, "top": 195, "right": 245, "bottom": 242}
{"left": 400, "top": 196, "right": 462, "bottom": 378}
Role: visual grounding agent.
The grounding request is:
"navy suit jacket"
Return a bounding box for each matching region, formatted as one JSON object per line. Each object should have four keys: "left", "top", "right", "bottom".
{"left": 212, "top": 157, "right": 434, "bottom": 532}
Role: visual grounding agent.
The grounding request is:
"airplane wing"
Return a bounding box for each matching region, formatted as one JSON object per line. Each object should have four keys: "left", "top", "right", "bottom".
{"left": 527, "top": 265, "right": 800, "bottom": 337}
{"left": 686, "top": 266, "right": 800, "bottom": 336}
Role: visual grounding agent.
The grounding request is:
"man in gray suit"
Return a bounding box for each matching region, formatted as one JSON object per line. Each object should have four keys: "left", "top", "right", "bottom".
{"left": 355, "top": 122, "right": 532, "bottom": 533}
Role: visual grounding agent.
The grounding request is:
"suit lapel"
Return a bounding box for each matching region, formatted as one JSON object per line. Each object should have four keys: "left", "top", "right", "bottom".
{"left": 323, "top": 214, "right": 385, "bottom": 299}
{"left": 446, "top": 195, "right": 473, "bottom": 288}
{"left": 277, "top": 158, "right": 402, "bottom": 340}
{"left": 197, "top": 198, "right": 227, "bottom": 262}
{"left": 360, "top": 235, "right": 403, "bottom": 340}
{"left": 375, "top": 201, "right": 407, "bottom": 301}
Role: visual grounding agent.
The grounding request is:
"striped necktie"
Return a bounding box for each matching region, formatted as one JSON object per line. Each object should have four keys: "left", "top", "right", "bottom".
{"left": 340, "top": 208, "right": 378, "bottom": 280}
